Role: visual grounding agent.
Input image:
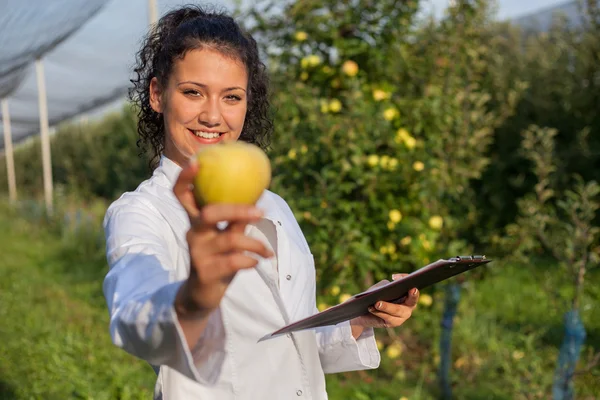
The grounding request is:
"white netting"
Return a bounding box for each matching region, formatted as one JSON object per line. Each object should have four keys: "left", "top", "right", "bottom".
{"left": 0, "top": 0, "right": 239, "bottom": 150}
{"left": 0, "top": 0, "right": 109, "bottom": 97}
{"left": 512, "top": 0, "right": 583, "bottom": 31}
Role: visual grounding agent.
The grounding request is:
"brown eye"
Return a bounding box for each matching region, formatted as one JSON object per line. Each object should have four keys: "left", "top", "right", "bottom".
{"left": 183, "top": 89, "right": 201, "bottom": 97}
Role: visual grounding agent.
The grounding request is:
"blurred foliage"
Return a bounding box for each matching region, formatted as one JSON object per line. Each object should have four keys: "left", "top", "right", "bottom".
{"left": 504, "top": 124, "right": 599, "bottom": 306}
{"left": 501, "top": 124, "right": 599, "bottom": 399}
{"left": 246, "top": 0, "right": 524, "bottom": 295}
{"left": 474, "top": 0, "right": 600, "bottom": 233}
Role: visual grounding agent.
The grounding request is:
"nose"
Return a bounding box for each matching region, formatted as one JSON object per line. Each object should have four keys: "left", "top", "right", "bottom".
{"left": 198, "top": 97, "right": 221, "bottom": 127}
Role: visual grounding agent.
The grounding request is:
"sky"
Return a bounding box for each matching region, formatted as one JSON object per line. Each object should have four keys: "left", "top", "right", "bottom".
{"left": 226, "top": 0, "right": 573, "bottom": 21}
{"left": 421, "top": 0, "right": 572, "bottom": 20}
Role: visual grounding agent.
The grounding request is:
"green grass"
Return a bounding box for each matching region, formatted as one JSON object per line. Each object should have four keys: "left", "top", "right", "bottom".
{"left": 0, "top": 206, "right": 155, "bottom": 400}
{"left": 0, "top": 203, "right": 598, "bottom": 400}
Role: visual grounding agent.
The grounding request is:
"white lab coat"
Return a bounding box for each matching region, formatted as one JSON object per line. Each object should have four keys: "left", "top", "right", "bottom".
{"left": 102, "top": 156, "right": 380, "bottom": 400}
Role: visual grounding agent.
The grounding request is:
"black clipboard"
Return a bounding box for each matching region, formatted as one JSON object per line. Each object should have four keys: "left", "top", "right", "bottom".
{"left": 267, "top": 255, "right": 491, "bottom": 339}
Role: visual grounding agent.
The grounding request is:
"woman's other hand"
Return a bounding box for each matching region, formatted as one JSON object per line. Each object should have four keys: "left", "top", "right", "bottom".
{"left": 349, "top": 273, "right": 419, "bottom": 339}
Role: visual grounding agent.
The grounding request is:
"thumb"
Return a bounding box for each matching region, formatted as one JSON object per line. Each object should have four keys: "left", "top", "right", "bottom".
{"left": 173, "top": 159, "right": 201, "bottom": 219}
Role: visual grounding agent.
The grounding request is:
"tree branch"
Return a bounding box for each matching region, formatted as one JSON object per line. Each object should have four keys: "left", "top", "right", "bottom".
{"left": 536, "top": 228, "right": 564, "bottom": 263}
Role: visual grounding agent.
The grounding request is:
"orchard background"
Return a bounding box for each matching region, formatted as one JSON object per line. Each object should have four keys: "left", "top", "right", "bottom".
{"left": 0, "top": 0, "right": 599, "bottom": 399}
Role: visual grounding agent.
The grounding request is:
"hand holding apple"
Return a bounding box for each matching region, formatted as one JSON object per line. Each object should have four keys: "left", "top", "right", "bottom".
{"left": 174, "top": 142, "right": 273, "bottom": 318}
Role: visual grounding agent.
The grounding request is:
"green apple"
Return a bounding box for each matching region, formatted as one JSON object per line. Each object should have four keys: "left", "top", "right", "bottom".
{"left": 193, "top": 142, "right": 271, "bottom": 206}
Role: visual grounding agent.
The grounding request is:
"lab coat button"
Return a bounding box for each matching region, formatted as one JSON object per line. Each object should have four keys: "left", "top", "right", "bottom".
{"left": 286, "top": 274, "right": 292, "bottom": 280}
{"left": 296, "top": 390, "right": 303, "bottom": 396}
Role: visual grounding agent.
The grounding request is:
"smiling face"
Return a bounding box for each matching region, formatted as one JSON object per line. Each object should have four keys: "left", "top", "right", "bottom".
{"left": 149, "top": 47, "right": 249, "bottom": 166}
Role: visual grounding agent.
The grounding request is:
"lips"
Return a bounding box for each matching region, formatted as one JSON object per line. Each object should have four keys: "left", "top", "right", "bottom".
{"left": 188, "top": 128, "right": 225, "bottom": 144}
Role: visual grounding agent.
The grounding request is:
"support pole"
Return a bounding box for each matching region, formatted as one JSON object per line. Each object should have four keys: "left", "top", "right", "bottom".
{"left": 1, "top": 99, "right": 17, "bottom": 203}
{"left": 148, "top": 0, "right": 158, "bottom": 26}
{"left": 35, "top": 58, "right": 53, "bottom": 216}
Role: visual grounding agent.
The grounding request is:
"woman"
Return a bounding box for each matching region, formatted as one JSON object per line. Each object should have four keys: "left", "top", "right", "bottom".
{"left": 103, "top": 5, "right": 419, "bottom": 399}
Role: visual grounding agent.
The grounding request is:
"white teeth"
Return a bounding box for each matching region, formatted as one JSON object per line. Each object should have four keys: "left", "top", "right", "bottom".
{"left": 193, "top": 131, "right": 221, "bottom": 139}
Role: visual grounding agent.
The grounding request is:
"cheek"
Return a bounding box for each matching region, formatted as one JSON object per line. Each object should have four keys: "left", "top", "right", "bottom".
{"left": 165, "top": 95, "right": 197, "bottom": 125}
{"left": 225, "top": 103, "right": 248, "bottom": 131}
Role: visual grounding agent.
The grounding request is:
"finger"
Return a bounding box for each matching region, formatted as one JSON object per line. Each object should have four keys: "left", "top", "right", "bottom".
{"left": 391, "top": 295, "right": 408, "bottom": 305}
{"left": 392, "top": 273, "right": 409, "bottom": 280}
{"left": 366, "top": 309, "right": 411, "bottom": 328}
{"left": 211, "top": 232, "right": 273, "bottom": 259}
{"left": 193, "top": 204, "right": 264, "bottom": 232}
{"left": 226, "top": 219, "right": 251, "bottom": 235}
{"left": 356, "top": 314, "right": 392, "bottom": 329}
{"left": 197, "top": 253, "right": 261, "bottom": 283}
{"left": 369, "top": 301, "right": 413, "bottom": 318}
{"left": 173, "top": 160, "right": 201, "bottom": 219}
{"left": 403, "top": 288, "right": 419, "bottom": 308}
{"left": 219, "top": 252, "right": 262, "bottom": 277}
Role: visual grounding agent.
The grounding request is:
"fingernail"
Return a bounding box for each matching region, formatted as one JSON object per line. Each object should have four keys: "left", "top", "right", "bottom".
{"left": 368, "top": 307, "right": 375, "bottom": 313}
{"left": 376, "top": 302, "right": 383, "bottom": 309}
{"left": 392, "top": 273, "right": 402, "bottom": 280}
{"left": 412, "top": 288, "right": 418, "bottom": 296}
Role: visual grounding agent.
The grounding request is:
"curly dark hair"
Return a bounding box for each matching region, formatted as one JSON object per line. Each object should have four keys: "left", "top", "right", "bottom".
{"left": 129, "top": 4, "right": 273, "bottom": 169}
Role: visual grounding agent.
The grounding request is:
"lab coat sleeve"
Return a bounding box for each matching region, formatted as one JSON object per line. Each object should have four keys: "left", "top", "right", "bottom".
{"left": 315, "top": 307, "right": 381, "bottom": 373}
{"left": 102, "top": 198, "right": 226, "bottom": 385}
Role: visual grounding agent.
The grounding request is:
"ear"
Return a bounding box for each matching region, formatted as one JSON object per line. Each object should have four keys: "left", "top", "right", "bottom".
{"left": 149, "top": 77, "right": 164, "bottom": 113}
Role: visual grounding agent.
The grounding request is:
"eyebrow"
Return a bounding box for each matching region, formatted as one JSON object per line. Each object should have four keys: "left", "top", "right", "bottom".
{"left": 177, "top": 81, "right": 247, "bottom": 92}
